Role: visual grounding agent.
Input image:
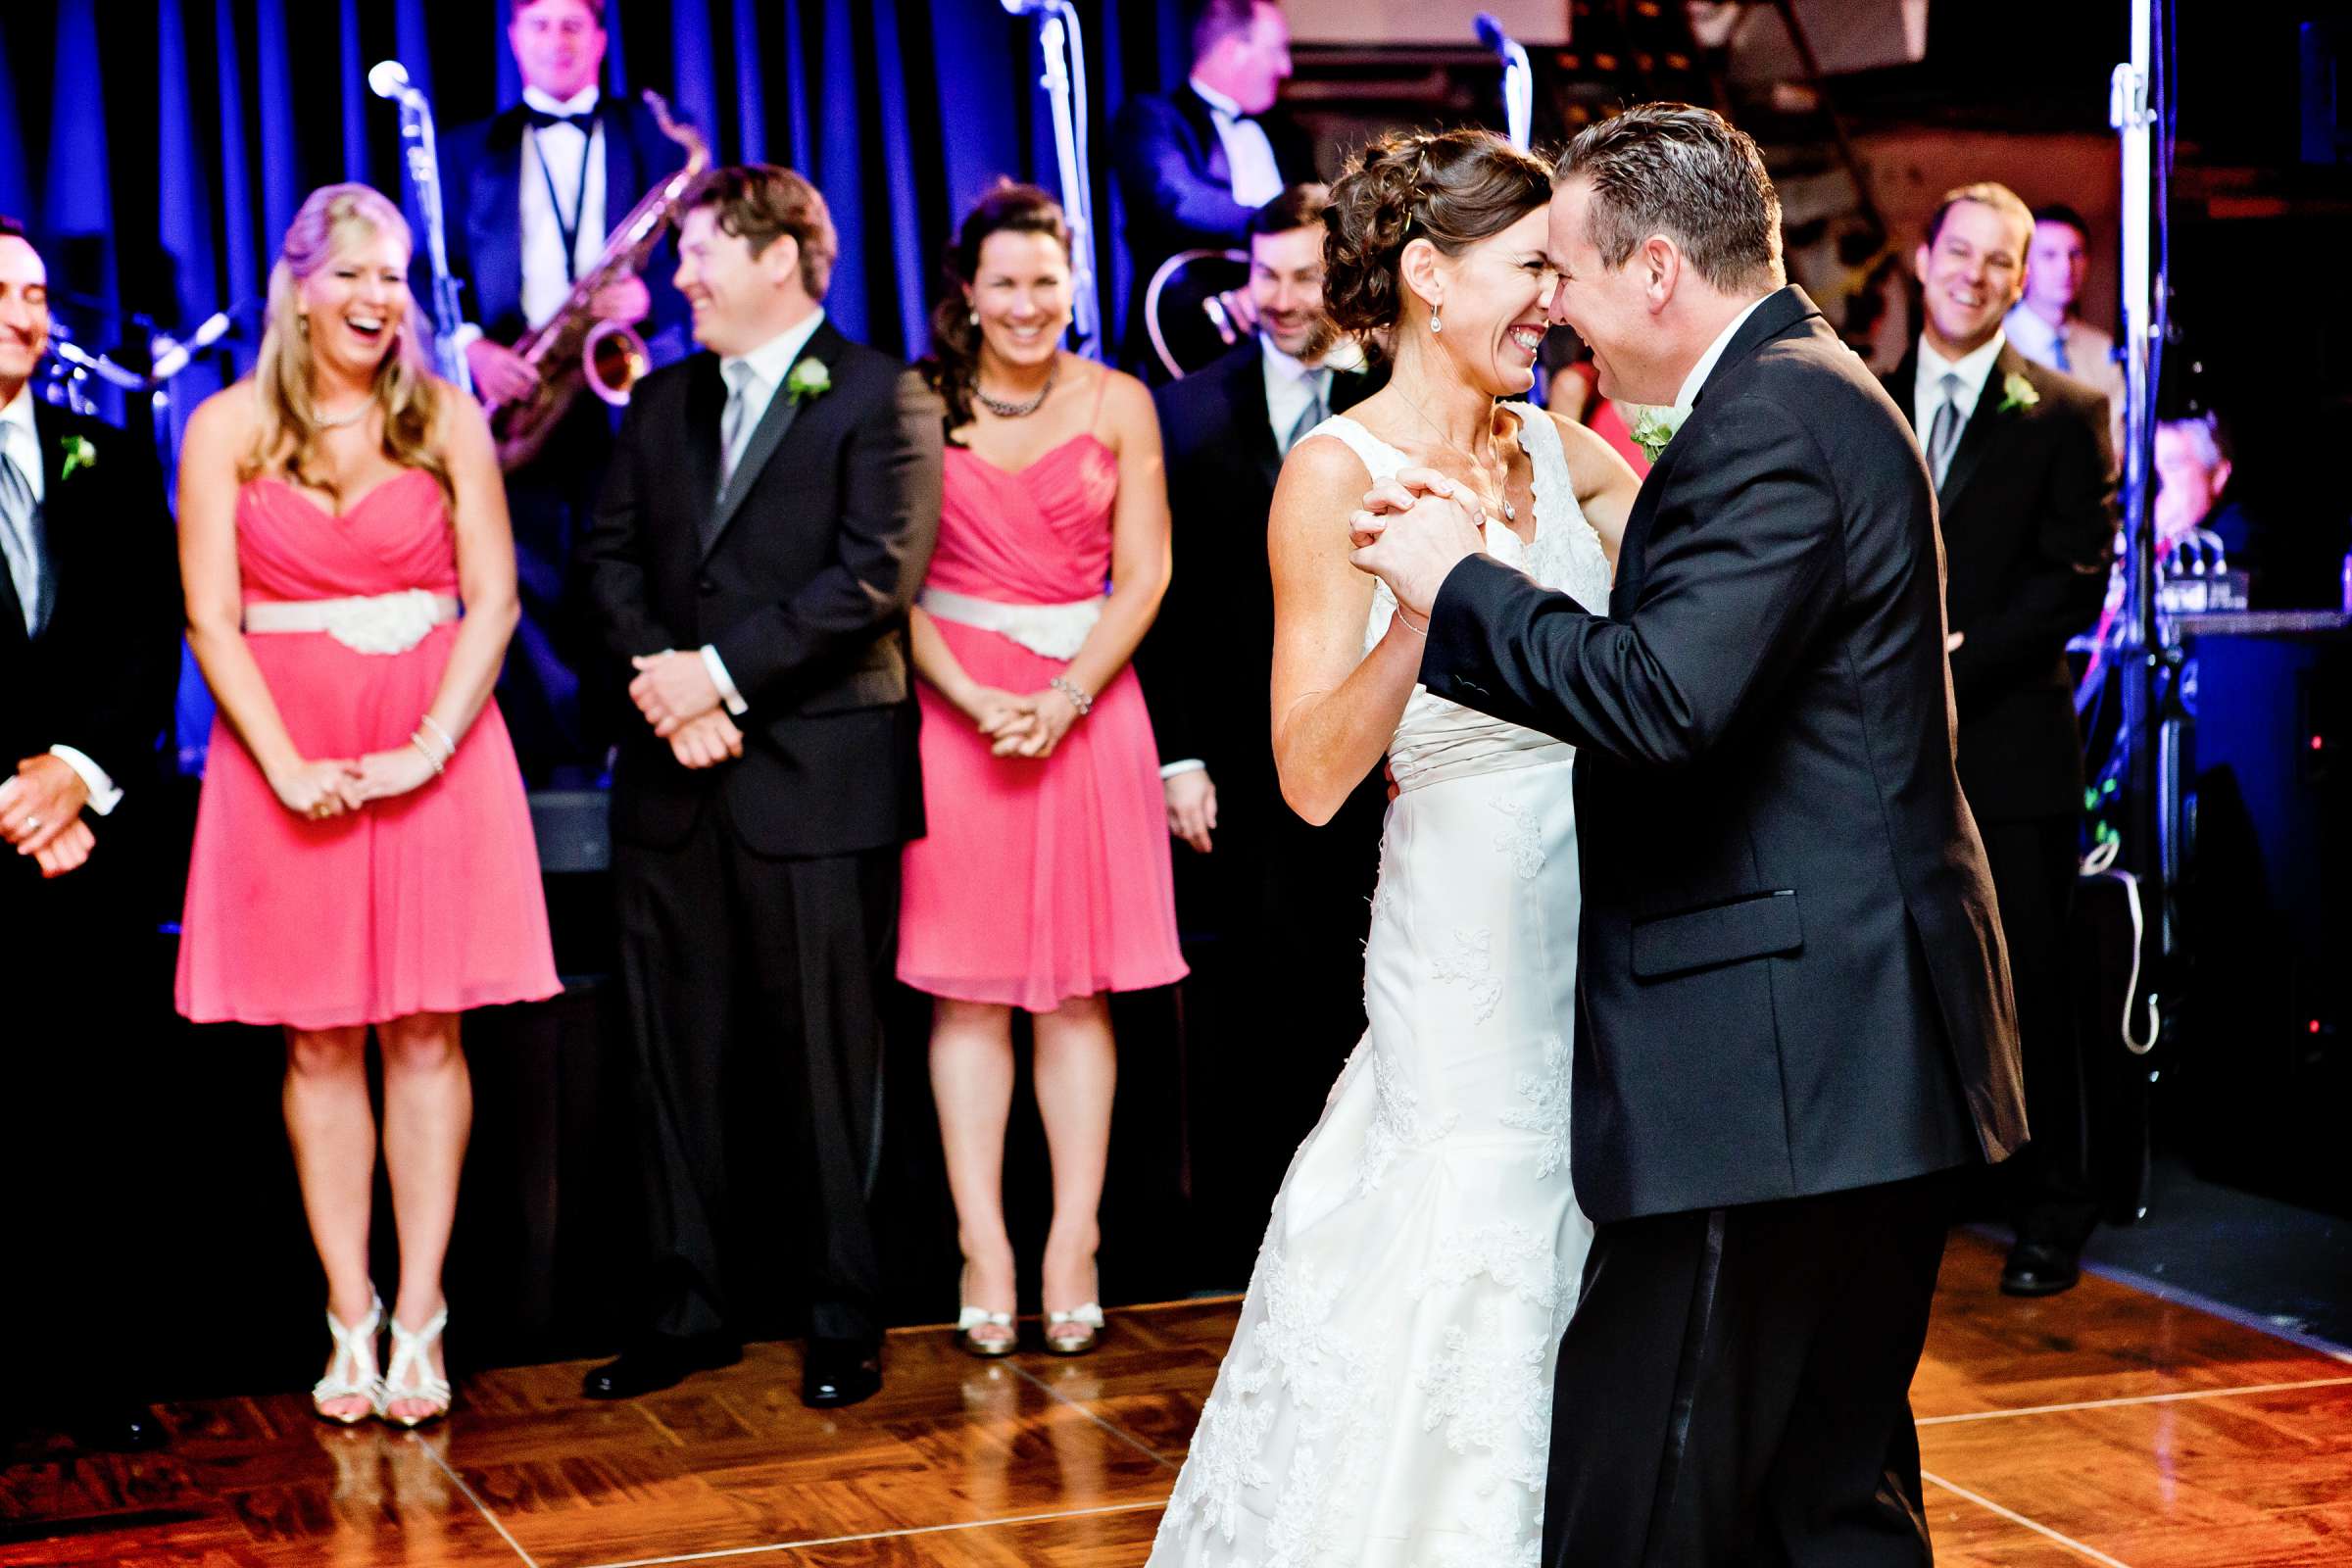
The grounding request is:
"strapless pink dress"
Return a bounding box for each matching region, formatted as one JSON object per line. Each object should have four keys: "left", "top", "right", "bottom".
{"left": 898, "top": 435, "right": 1186, "bottom": 1010}
{"left": 175, "top": 471, "right": 560, "bottom": 1029}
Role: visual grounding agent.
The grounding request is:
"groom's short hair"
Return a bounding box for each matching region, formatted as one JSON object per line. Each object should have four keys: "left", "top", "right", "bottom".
{"left": 1552, "top": 102, "right": 1784, "bottom": 293}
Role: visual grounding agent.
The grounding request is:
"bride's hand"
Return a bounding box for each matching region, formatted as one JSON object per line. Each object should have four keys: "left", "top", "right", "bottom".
{"left": 1348, "top": 467, "right": 1487, "bottom": 618}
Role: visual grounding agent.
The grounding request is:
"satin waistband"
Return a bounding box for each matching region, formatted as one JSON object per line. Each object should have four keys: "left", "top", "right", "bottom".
{"left": 243, "top": 589, "right": 460, "bottom": 656}
{"left": 918, "top": 585, "right": 1102, "bottom": 661}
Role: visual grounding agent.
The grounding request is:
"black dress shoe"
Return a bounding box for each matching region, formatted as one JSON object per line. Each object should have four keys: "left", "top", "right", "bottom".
{"left": 67, "top": 1403, "right": 169, "bottom": 1453}
{"left": 2001, "top": 1239, "right": 2083, "bottom": 1298}
{"left": 801, "top": 1337, "right": 881, "bottom": 1409}
{"left": 581, "top": 1335, "right": 740, "bottom": 1399}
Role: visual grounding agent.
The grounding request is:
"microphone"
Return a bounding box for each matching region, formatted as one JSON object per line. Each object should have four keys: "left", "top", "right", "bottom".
{"left": 1474, "top": 12, "right": 1509, "bottom": 52}
{"left": 1000, "top": 0, "right": 1062, "bottom": 14}
{"left": 149, "top": 310, "right": 235, "bottom": 383}
{"left": 368, "top": 60, "right": 421, "bottom": 106}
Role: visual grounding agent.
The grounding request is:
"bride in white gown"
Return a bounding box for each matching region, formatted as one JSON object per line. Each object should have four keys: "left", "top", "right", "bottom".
{"left": 1148, "top": 130, "right": 1642, "bottom": 1567}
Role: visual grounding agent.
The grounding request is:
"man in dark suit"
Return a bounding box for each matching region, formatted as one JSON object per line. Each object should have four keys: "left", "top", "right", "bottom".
{"left": 1111, "top": 0, "right": 1314, "bottom": 377}
{"left": 1351, "top": 105, "right": 2027, "bottom": 1566}
{"left": 1888, "top": 182, "right": 2115, "bottom": 1297}
{"left": 1139, "top": 184, "right": 1382, "bottom": 1279}
{"left": 436, "top": 0, "right": 693, "bottom": 780}
{"left": 576, "top": 165, "right": 943, "bottom": 1407}
{"left": 0, "top": 219, "right": 181, "bottom": 1451}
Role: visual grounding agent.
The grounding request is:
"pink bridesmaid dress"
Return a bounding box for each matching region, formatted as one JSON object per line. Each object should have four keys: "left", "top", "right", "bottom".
{"left": 175, "top": 470, "right": 560, "bottom": 1029}
{"left": 898, "top": 429, "right": 1187, "bottom": 1011}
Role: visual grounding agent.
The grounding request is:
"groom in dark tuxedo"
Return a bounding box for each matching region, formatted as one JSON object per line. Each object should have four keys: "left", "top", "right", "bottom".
{"left": 577, "top": 165, "right": 943, "bottom": 1407}
{"left": 1888, "top": 182, "right": 2115, "bottom": 1298}
{"left": 0, "top": 219, "right": 181, "bottom": 1450}
{"left": 1351, "top": 105, "right": 2028, "bottom": 1566}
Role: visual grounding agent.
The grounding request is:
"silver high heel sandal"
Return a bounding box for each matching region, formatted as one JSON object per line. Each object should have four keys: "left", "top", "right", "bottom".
{"left": 377, "top": 1304, "right": 452, "bottom": 1428}
{"left": 955, "top": 1262, "right": 1018, "bottom": 1358}
{"left": 1043, "top": 1262, "right": 1103, "bottom": 1356}
{"left": 313, "top": 1293, "right": 385, "bottom": 1425}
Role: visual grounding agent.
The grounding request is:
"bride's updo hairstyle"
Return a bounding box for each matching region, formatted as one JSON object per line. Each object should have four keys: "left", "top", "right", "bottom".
{"left": 1323, "top": 127, "right": 1553, "bottom": 357}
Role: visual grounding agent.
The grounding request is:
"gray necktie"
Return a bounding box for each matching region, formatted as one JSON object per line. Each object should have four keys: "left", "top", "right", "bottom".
{"left": 1283, "top": 380, "right": 1328, "bottom": 456}
{"left": 0, "top": 445, "right": 46, "bottom": 636}
{"left": 1926, "top": 371, "right": 1965, "bottom": 490}
{"left": 717, "top": 359, "right": 756, "bottom": 493}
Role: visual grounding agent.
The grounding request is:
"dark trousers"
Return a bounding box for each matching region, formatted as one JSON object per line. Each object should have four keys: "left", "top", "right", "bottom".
{"left": 613, "top": 790, "right": 894, "bottom": 1345}
{"left": 1980, "top": 813, "right": 2096, "bottom": 1249}
{"left": 2, "top": 823, "right": 166, "bottom": 1426}
{"left": 1543, "top": 1174, "right": 1954, "bottom": 1568}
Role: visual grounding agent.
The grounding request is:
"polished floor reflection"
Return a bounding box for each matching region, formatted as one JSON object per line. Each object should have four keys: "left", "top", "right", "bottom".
{"left": 4, "top": 1233, "right": 2347, "bottom": 1566}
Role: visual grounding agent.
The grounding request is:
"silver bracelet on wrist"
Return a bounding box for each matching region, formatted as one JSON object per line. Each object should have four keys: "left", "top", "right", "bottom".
{"left": 1050, "top": 674, "right": 1094, "bottom": 716}
{"left": 408, "top": 731, "right": 448, "bottom": 776}
{"left": 417, "top": 712, "right": 458, "bottom": 758}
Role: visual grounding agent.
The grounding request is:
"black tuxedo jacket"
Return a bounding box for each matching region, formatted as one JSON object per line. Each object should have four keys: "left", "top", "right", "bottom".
{"left": 436, "top": 95, "right": 692, "bottom": 352}
{"left": 1142, "top": 339, "right": 1378, "bottom": 785}
{"left": 1883, "top": 343, "right": 2113, "bottom": 822}
{"left": 0, "top": 405, "right": 180, "bottom": 830}
{"left": 1424, "top": 287, "right": 2027, "bottom": 1224}
{"left": 577, "top": 319, "right": 946, "bottom": 858}
{"left": 1111, "top": 86, "right": 1315, "bottom": 365}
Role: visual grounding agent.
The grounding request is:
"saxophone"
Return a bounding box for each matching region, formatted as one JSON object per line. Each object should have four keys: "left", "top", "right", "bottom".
{"left": 489, "top": 89, "right": 709, "bottom": 471}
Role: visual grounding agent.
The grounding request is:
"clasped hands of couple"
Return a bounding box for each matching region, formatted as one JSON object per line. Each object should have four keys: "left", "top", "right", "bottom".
{"left": 1347, "top": 465, "right": 1504, "bottom": 624}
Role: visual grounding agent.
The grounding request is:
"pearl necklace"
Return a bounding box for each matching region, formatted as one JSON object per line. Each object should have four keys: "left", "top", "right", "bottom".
{"left": 313, "top": 398, "right": 371, "bottom": 431}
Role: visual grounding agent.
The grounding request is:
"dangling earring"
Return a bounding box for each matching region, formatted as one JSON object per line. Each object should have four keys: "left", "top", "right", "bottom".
{"left": 298, "top": 315, "right": 312, "bottom": 337}
{"left": 1430, "top": 308, "right": 1444, "bottom": 335}
{"left": 968, "top": 309, "right": 979, "bottom": 326}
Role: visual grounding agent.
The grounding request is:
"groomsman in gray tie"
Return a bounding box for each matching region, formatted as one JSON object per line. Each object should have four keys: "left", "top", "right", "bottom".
{"left": 0, "top": 216, "right": 182, "bottom": 1450}
{"left": 1887, "top": 181, "right": 2116, "bottom": 1298}
{"left": 1136, "top": 184, "right": 1384, "bottom": 1280}
{"left": 577, "top": 166, "right": 943, "bottom": 1403}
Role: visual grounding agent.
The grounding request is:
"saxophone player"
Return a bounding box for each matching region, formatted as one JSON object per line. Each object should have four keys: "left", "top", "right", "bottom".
{"left": 435, "top": 0, "right": 690, "bottom": 782}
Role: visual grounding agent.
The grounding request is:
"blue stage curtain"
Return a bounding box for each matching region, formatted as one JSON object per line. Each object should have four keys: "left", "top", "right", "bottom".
{"left": 0, "top": 0, "right": 1181, "bottom": 382}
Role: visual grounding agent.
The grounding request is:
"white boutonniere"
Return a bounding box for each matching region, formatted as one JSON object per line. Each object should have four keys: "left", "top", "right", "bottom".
{"left": 1996, "top": 371, "right": 2039, "bottom": 415}
{"left": 59, "top": 433, "right": 98, "bottom": 481}
{"left": 1629, "top": 405, "right": 1685, "bottom": 465}
{"left": 784, "top": 359, "right": 832, "bottom": 407}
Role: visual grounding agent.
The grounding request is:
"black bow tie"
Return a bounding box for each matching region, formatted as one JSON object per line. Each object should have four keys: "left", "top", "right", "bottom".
{"left": 526, "top": 106, "right": 596, "bottom": 134}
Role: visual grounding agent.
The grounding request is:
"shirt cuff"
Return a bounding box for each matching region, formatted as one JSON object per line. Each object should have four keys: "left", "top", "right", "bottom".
{"left": 1160, "top": 759, "right": 1207, "bottom": 779}
{"left": 49, "top": 745, "right": 122, "bottom": 816}
{"left": 701, "top": 645, "right": 750, "bottom": 716}
{"left": 446, "top": 321, "right": 484, "bottom": 352}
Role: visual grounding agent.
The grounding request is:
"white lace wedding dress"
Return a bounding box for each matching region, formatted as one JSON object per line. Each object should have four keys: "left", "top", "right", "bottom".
{"left": 1148, "top": 407, "right": 1609, "bottom": 1568}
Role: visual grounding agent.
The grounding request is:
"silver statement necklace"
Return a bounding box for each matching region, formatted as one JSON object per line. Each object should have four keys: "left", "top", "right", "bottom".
{"left": 974, "top": 362, "right": 1057, "bottom": 419}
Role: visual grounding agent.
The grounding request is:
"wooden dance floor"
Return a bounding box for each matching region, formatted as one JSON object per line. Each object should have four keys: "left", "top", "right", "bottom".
{"left": 6, "top": 1232, "right": 2348, "bottom": 1567}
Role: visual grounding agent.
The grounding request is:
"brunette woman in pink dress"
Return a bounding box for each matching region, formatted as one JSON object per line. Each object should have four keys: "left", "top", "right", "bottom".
{"left": 902, "top": 184, "right": 1184, "bottom": 1356}
{"left": 175, "top": 184, "right": 558, "bottom": 1426}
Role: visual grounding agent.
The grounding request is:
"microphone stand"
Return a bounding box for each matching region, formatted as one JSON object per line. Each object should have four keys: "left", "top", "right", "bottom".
{"left": 2111, "top": 0, "right": 2171, "bottom": 1055}
{"left": 1476, "top": 14, "right": 1534, "bottom": 151}
{"left": 379, "top": 69, "right": 474, "bottom": 394}
{"left": 1022, "top": 3, "right": 1103, "bottom": 360}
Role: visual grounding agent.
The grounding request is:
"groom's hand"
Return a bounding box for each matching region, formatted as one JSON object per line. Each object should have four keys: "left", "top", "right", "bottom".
{"left": 1348, "top": 466, "right": 1486, "bottom": 619}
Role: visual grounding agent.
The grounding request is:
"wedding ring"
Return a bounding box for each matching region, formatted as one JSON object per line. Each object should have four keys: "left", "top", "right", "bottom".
{"left": 23, "top": 815, "right": 39, "bottom": 832}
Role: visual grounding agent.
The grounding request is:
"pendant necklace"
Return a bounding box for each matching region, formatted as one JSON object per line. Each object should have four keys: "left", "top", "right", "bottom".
{"left": 1399, "top": 389, "right": 1517, "bottom": 524}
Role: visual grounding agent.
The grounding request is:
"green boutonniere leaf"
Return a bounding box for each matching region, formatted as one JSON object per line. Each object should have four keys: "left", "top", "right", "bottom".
{"left": 59, "top": 433, "right": 98, "bottom": 481}
{"left": 1995, "top": 371, "right": 2040, "bottom": 416}
{"left": 784, "top": 360, "right": 833, "bottom": 406}
{"left": 1629, "top": 406, "right": 1684, "bottom": 466}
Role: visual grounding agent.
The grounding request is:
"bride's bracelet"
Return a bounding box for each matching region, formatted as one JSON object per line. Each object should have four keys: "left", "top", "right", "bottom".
{"left": 1049, "top": 674, "right": 1094, "bottom": 717}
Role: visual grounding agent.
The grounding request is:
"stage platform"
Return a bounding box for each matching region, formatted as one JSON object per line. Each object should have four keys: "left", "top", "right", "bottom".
{"left": 5, "top": 1232, "right": 2348, "bottom": 1567}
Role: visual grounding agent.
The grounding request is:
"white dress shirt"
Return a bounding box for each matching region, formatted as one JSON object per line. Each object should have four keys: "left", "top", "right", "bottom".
{"left": 517, "top": 84, "right": 610, "bottom": 330}
{"left": 697, "top": 309, "right": 829, "bottom": 714}
{"left": 1674, "top": 292, "right": 1772, "bottom": 415}
{"left": 1190, "top": 77, "right": 1284, "bottom": 211}
{"left": 1912, "top": 329, "right": 2006, "bottom": 442}
{"left": 0, "top": 385, "right": 121, "bottom": 814}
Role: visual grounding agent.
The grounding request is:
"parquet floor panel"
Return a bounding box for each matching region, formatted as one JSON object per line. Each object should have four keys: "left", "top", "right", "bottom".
{"left": 7, "top": 1239, "right": 2347, "bottom": 1567}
